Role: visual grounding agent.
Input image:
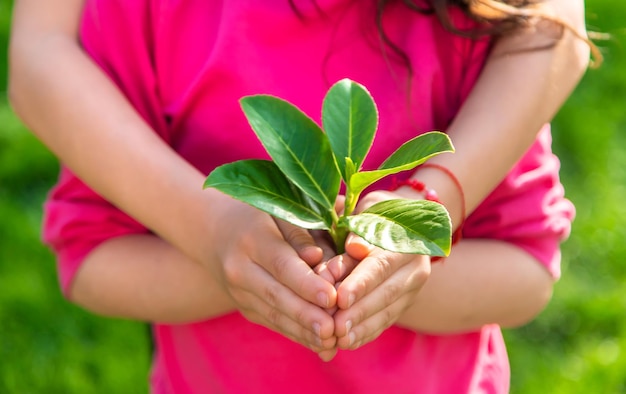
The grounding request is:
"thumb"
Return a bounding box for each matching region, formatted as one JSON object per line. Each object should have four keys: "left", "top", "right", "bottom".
{"left": 345, "top": 233, "right": 374, "bottom": 261}
{"left": 274, "top": 219, "right": 323, "bottom": 266}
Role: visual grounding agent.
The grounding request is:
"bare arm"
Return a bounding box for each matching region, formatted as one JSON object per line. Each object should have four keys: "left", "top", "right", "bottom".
{"left": 330, "top": 0, "right": 589, "bottom": 346}
{"left": 72, "top": 235, "right": 235, "bottom": 324}
{"left": 9, "top": 0, "right": 217, "bottom": 266}
{"left": 9, "top": 0, "right": 338, "bottom": 353}
{"left": 393, "top": 0, "right": 587, "bottom": 330}
{"left": 9, "top": 0, "right": 237, "bottom": 319}
{"left": 321, "top": 239, "right": 552, "bottom": 349}
{"left": 400, "top": 0, "right": 590, "bottom": 227}
{"left": 395, "top": 240, "right": 554, "bottom": 334}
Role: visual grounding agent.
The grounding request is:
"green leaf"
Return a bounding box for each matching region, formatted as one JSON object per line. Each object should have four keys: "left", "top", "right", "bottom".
{"left": 345, "top": 157, "right": 357, "bottom": 181}
{"left": 204, "top": 160, "right": 332, "bottom": 230}
{"left": 349, "top": 131, "right": 454, "bottom": 195}
{"left": 322, "top": 79, "right": 378, "bottom": 181}
{"left": 240, "top": 95, "right": 340, "bottom": 210}
{"left": 345, "top": 199, "right": 451, "bottom": 255}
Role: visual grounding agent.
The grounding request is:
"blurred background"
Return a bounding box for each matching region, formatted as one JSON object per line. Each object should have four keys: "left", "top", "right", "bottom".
{"left": 0, "top": 1, "right": 624, "bottom": 393}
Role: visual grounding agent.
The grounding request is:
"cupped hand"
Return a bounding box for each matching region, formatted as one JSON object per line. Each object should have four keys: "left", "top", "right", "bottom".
{"left": 286, "top": 222, "right": 342, "bottom": 361}
{"left": 331, "top": 245, "right": 430, "bottom": 350}
{"left": 208, "top": 197, "right": 338, "bottom": 353}
{"left": 323, "top": 190, "right": 432, "bottom": 350}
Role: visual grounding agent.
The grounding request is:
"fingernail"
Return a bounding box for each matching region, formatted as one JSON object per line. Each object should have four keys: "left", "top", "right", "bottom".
{"left": 347, "top": 294, "right": 355, "bottom": 308}
{"left": 313, "top": 322, "right": 321, "bottom": 338}
{"left": 349, "top": 332, "right": 356, "bottom": 347}
{"left": 345, "top": 320, "right": 352, "bottom": 335}
{"left": 317, "top": 292, "right": 329, "bottom": 308}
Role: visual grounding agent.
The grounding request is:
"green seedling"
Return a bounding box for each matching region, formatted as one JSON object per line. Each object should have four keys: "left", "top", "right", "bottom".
{"left": 204, "top": 79, "right": 454, "bottom": 256}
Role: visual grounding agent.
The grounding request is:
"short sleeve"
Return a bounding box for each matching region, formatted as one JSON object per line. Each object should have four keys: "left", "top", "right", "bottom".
{"left": 43, "top": 170, "right": 148, "bottom": 294}
{"left": 463, "top": 127, "right": 575, "bottom": 278}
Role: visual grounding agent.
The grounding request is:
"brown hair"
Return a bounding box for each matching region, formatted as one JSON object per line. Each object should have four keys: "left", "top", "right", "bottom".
{"left": 468, "top": 0, "right": 603, "bottom": 68}
{"left": 375, "top": 0, "right": 602, "bottom": 68}
{"left": 288, "top": 0, "right": 602, "bottom": 76}
{"left": 380, "top": 0, "right": 539, "bottom": 36}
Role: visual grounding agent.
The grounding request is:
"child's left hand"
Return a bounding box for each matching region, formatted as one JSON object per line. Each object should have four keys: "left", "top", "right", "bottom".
{"left": 316, "top": 190, "right": 432, "bottom": 351}
{"left": 323, "top": 239, "right": 431, "bottom": 350}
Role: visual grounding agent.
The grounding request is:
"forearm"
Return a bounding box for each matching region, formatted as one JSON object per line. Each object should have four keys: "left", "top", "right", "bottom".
{"left": 8, "top": 4, "right": 339, "bottom": 343}
{"left": 9, "top": 1, "right": 226, "bottom": 266}
{"left": 397, "top": 239, "right": 554, "bottom": 333}
{"left": 71, "top": 234, "right": 235, "bottom": 324}
{"left": 398, "top": 1, "right": 590, "bottom": 227}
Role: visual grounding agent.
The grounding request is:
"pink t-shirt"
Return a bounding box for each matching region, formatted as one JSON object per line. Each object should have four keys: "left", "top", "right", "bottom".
{"left": 43, "top": 0, "right": 574, "bottom": 392}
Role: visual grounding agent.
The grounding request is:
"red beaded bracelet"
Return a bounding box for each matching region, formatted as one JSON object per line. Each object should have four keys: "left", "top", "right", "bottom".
{"left": 389, "top": 164, "right": 466, "bottom": 262}
{"left": 389, "top": 178, "right": 442, "bottom": 203}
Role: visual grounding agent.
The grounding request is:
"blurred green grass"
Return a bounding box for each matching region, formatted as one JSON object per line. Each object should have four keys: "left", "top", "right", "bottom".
{"left": 503, "top": 2, "right": 626, "bottom": 392}
{"left": 1, "top": 1, "right": 625, "bottom": 393}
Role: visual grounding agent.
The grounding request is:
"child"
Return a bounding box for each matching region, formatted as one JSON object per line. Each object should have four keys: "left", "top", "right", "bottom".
{"left": 9, "top": 0, "right": 592, "bottom": 392}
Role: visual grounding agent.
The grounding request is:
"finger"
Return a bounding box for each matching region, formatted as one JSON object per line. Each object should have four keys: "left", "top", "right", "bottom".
{"left": 274, "top": 219, "right": 323, "bottom": 266}
{"left": 242, "top": 306, "right": 324, "bottom": 350}
{"left": 249, "top": 231, "right": 337, "bottom": 309}
{"left": 335, "top": 250, "right": 414, "bottom": 310}
{"left": 325, "top": 281, "right": 343, "bottom": 316}
{"left": 354, "top": 190, "right": 398, "bottom": 213}
{"left": 324, "top": 254, "right": 359, "bottom": 283}
{"left": 230, "top": 260, "right": 337, "bottom": 341}
{"left": 335, "top": 293, "right": 413, "bottom": 350}
{"left": 345, "top": 233, "right": 374, "bottom": 261}
{"left": 335, "top": 195, "right": 346, "bottom": 215}
{"left": 313, "top": 262, "right": 336, "bottom": 285}
{"left": 318, "top": 348, "right": 338, "bottom": 362}
{"left": 313, "top": 264, "right": 340, "bottom": 316}
{"left": 243, "top": 303, "right": 337, "bottom": 352}
{"left": 333, "top": 258, "right": 429, "bottom": 338}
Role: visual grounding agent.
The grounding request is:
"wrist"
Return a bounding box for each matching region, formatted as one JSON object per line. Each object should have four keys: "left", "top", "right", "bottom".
{"left": 390, "top": 164, "right": 466, "bottom": 261}
{"left": 390, "top": 178, "right": 440, "bottom": 202}
{"left": 411, "top": 165, "right": 465, "bottom": 231}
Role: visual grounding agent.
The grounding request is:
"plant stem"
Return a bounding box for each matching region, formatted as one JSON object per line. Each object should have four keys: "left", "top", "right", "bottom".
{"left": 328, "top": 185, "right": 360, "bottom": 254}
{"left": 344, "top": 192, "right": 358, "bottom": 218}
{"left": 329, "top": 223, "right": 349, "bottom": 254}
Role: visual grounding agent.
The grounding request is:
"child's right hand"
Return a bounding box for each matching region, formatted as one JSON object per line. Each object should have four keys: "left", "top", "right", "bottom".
{"left": 207, "top": 196, "right": 339, "bottom": 354}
